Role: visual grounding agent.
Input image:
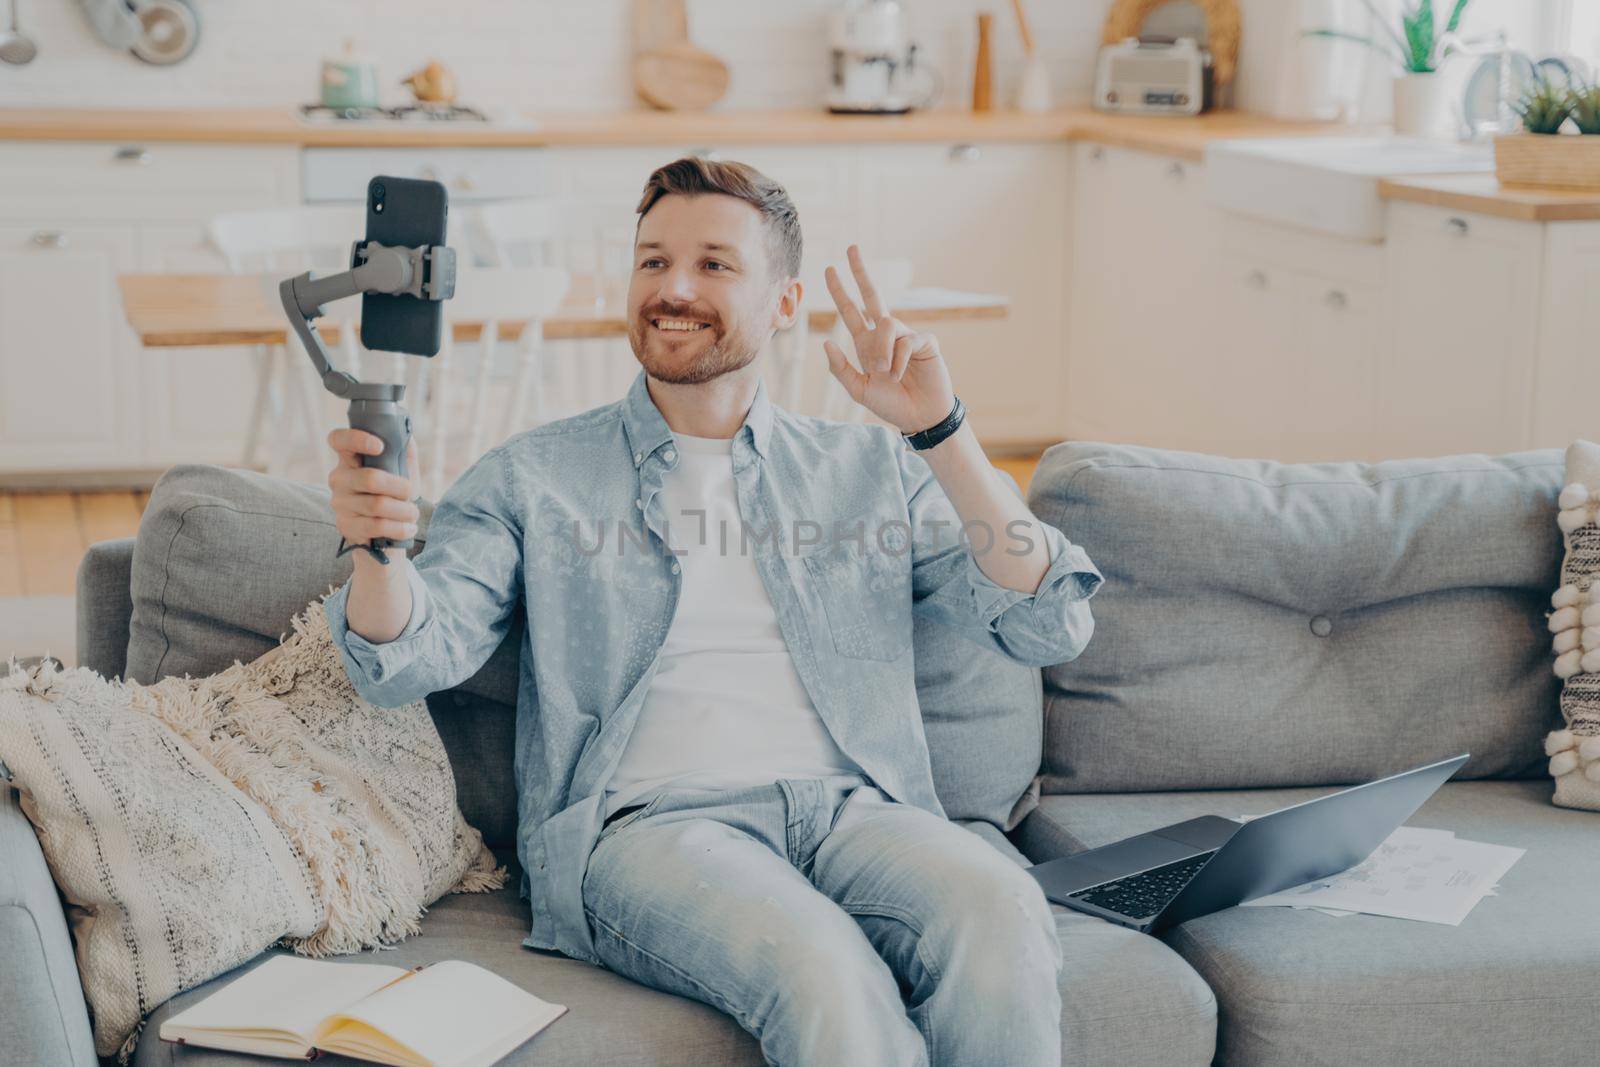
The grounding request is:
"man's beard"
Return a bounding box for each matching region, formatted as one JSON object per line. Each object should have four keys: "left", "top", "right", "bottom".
{"left": 629, "top": 301, "right": 762, "bottom": 385}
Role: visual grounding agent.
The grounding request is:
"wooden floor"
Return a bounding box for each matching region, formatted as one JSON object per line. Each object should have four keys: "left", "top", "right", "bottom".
{"left": 0, "top": 491, "right": 149, "bottom": 599}
{"left": 1, "top": 456, "right": 1041, "bottom": 600}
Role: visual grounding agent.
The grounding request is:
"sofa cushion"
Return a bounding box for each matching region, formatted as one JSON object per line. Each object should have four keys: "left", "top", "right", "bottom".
{"left": 124, "top": 464, "right": 1047, "bottom": 841}
{"left": 124, "top": 465, "right": 523, "bottom": 849}
{"left": 1014, "top": 780, "right": 1600, "bottom": 1066}
{"left": 1028, "top": 443, "right": 1566, "bottom": 793}
{"left": 134, "top": 840, "right": 1216, "bottom": 1067}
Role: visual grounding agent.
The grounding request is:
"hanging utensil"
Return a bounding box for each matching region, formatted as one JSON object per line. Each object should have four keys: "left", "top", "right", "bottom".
{"left": 0, "top": 0, "right": 39, "bottom": 66}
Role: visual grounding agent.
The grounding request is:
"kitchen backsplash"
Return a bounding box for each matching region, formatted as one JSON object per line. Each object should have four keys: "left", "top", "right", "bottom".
{"left": 0, "top": 0, "right": 1117, "bottom": 112}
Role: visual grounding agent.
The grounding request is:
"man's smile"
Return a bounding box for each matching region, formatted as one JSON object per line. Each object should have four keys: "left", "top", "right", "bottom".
{"left": 650, "top": 317, "right": 714, "bottom": 333}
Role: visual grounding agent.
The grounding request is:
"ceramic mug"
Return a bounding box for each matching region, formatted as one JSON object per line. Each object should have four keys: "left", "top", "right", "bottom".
{"left": 322, "top": 52, "right": 379, "bottom": 110}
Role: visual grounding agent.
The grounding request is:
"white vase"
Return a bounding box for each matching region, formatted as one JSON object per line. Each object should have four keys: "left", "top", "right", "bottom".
{"left": 1015, "top": 55, "right": 1052, "bottom": 113}
{"left": 1392, "top": 71, "right": 1449, "bottom": 138}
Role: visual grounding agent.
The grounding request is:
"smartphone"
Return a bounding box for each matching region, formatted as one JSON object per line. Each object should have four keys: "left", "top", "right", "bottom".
{"left": 359, "top": 175, "right": 448, "bottom": 356}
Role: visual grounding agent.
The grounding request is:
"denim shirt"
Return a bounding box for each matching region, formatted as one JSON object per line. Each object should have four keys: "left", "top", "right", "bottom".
{"left": 323, "top": 368, "right": 1104, "bottom": 966}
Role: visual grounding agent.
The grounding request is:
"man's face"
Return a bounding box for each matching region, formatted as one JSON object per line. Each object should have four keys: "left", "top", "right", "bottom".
{"left": 627, "top": 193, "right": 785, "bottom": 385}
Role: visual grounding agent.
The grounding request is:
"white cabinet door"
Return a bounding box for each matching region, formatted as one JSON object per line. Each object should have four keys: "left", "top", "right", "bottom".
{"left": 1382, "top": 204, "right": 1543, "bottom": 457}
{"left": 1064, "top": 143, "right": 1216, "bottom": 449}
{"left": 856, "top": 142, "right": 1070, "bottom": 447}
{"left": 137, "top": 225, "right": 260, "bottom": 467}
{"left": 0, "top": 224, "right": 140, "bottom": 473}
{"left": 1531, "top": 220, "right": 1600, "bottom": 450}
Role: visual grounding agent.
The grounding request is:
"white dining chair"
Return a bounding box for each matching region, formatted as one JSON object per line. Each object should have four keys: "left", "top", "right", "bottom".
{"left": 206, "top": 205, "right": 369, "bottom": 478}
{"left": 418, "top": 265, "right": 570, "bottom": 500}
{"left": 473, "top": 199, "right": 640, "bottom": 420}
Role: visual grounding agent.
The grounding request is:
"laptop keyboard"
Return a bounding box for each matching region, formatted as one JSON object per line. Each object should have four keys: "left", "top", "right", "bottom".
{"left": 1068, "top": 850, "right": 1217, "bottom": 920}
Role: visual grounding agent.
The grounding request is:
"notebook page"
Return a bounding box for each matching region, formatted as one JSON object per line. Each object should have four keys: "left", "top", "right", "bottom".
{"left": 162, "top": 956, "right": 410, "bottom": 1044}
{"left": 322, "top": 959, "right": 566, "bottom": 1066}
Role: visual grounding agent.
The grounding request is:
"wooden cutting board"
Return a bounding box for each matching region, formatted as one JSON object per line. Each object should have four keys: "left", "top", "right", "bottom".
{"left": 632, "top": 0, "right": 729, "bottom": 111}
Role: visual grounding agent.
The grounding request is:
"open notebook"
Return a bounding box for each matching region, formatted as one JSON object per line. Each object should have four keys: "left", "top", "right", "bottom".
{"left": 158, "top": 955, "right": 567, "bottom": 1066}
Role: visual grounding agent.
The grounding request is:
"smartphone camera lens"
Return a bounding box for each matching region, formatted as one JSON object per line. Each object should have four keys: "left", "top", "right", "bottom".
{"left": 372, "top": 182, "right": 386, "bottom": 213}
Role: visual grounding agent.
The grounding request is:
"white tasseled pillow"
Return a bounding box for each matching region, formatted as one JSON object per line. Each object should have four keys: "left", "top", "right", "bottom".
{"left": 1545, "top": 439, "right": 1600, "bottom": 811}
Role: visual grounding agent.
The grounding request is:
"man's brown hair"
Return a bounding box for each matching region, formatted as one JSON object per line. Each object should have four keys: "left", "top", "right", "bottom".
{"left": 636, "top": 157, "right": 803, "bottom": 281}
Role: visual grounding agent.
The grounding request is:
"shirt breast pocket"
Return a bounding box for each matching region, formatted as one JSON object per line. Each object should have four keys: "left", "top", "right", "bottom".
{"left": 801, "top": 539, "right": 913, "bottom": 663}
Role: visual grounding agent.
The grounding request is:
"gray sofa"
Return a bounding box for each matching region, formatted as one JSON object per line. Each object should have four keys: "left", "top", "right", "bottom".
{"left": 5, "top": 440, "right": 1598, "bottom": 1066}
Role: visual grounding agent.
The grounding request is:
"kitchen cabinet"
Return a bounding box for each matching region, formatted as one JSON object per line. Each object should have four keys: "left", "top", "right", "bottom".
{"left": 1064, "top": 142, "right": 1218, "bottom": 450}
{"left": 1381, "top": 203, "right": 1543, "bottom": 458}
{"left": 855, "top": 141, "right": 1069, "bottom": 446}
{"left": 1530, "top": 221, "right": 1600, "bottom": 450}
{"left": 0, "top": 142, "right": 299, "bottom": 479}
{"left": 0, "top": 224, "right": 139, "bottom": 471}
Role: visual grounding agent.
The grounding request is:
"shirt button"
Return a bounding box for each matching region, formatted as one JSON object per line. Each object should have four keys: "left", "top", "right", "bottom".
{"left": 634, "top": 498, "right": 643, "bottom": 510}
{"left": 671, "top": 561, "right": 681, "bottom": 575}
{"left": 633, "top": 451, "right": 643, "bottom": 464}
{"left": 1310, "top": 615, "right": 1333, "bottom": 638}
{"left": 663, "top": 448, "right": 676, "bottom": 462}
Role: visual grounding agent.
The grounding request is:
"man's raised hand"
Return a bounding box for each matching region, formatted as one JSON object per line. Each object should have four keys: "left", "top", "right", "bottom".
{"left": 821, "top": 244, "right": 955, "bottom": 435}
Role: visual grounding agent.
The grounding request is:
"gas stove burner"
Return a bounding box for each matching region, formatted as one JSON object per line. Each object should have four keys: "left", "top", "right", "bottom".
{"left": 299, "top": 103, "right": 490, "bottom": 123}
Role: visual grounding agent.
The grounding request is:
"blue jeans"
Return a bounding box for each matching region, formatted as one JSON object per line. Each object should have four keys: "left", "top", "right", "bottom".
{"left": 581, "top": 774, "right": 1063, "bottom": 1066}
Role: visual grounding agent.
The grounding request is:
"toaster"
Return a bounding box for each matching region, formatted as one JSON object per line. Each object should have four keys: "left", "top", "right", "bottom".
{"left": 1094, "top": 36, "right": 1214, "bottom": 116}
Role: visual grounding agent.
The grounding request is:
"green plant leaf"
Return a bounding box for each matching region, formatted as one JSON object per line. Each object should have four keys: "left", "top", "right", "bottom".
{"left": 1445, "top": 0, "right": 1472, "bottom": 34}
{"left": 1402, "top": 1, "right": 1437, "bottom": 72}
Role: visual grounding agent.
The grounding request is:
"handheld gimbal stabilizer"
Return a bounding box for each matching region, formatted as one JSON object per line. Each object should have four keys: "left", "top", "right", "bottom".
{"left": 279, "top": 239, "right": 457, "bottom": 564}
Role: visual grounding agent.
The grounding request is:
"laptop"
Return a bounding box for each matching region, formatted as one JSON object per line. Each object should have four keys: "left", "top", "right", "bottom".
{"left": 1027, "top": 753, "right": 1470, "bottom": 936}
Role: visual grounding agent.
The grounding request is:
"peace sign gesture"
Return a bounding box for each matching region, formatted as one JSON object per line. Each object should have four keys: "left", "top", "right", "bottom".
{"left": 822, "top": 245, "right": 955, "bottom": 435}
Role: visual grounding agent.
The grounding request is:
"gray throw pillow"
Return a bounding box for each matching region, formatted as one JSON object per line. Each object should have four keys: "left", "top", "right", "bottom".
{"left": 1029, "top": 442, "right": 1566, "bottom": 793}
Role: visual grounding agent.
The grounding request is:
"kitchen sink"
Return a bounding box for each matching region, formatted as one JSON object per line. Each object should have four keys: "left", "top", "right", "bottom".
{"left": 1204, "top": 136, "right": 1494, "bottom": 242}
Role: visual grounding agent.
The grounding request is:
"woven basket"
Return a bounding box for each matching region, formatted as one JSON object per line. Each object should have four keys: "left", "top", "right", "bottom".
{"left": 1494, "top": 133, "right": 1600, "bottom": 190}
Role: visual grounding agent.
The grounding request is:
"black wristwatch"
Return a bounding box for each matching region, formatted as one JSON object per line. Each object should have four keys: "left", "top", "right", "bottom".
{"left": 903, "top": 395, "right": 966, "bottom": 451}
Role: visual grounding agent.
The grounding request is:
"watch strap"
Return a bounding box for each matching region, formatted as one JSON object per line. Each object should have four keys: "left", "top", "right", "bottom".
{"left": 903, "top": 395, "right": 966, "bottom": 451}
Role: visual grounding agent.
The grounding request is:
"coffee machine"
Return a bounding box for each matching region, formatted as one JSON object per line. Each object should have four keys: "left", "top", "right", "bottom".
{"left": 827, "top": 0, "right": 938, "bottom": 114}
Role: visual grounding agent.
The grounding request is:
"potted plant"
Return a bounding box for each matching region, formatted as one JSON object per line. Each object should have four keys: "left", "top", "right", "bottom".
{"left": 1306, "top": 0, "right": 1474, "bottom": 138}
{"left": 1494, "top": 76, "right": 1600, "bottom": 189}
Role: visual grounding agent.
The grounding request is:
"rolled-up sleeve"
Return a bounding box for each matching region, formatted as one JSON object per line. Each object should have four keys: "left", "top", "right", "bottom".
{"left": 895, "top": 438, "right": 1103, "bottom": 668}
{"left": 323, "top": 445, "right": 524, "bottom": 708}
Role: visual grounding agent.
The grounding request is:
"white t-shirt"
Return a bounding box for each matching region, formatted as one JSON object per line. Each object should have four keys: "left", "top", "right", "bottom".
{"left": 603, "top": 431, "right": 862, "bottom": 818}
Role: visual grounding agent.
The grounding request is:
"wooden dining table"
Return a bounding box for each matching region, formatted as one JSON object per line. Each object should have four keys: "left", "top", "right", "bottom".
{"left": 116, "top": 270, "right": 1010, "bottom": 491}
{"left": 117, "top": 272, "right": 1009, "bottom": 348}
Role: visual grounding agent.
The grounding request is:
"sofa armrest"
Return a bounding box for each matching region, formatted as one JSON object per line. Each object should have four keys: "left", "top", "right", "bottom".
{"left": 0, "top": 774, "right": 97, "bottom": 1066}
{"left": 76, "top": 538, "right": 134, "bottom": 681}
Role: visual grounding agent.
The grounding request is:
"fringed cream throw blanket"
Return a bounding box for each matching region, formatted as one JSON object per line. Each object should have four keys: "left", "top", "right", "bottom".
{"left": 1546, "top": 439, "right": 1600, "bottom": 811}
{"left": 0, "top": 599, "right": 505, "bottom": 1061}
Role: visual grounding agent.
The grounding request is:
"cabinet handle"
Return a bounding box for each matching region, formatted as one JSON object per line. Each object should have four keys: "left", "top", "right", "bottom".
{"left": 1445, "top": 216, "right": 1470, "bottom": 236}
{"left": 1167, "top": 161, "right": 1187, "bottom": 180}
{"left": 1246, "top": 269, "right": 1267, "bottom": 289}
{"left": 688, "top": 147, "right": 722, "bottom": 161}
{"left": 31, "top": 230, "right": 68, "bottom": 249}
{"left": 418, "top": 166, "right": 440, "bottom": 182}
{"left": 453, "top": 174, "right": 476, "bottom": 192}
{"left": 949, "top": 143, "right": 981, "bottom": 162}
{"left": 113, "top": 146, "right": 151, "bottom": 165}
{"left": 1325, "top": 289, "right": 1348, "bottom": 309}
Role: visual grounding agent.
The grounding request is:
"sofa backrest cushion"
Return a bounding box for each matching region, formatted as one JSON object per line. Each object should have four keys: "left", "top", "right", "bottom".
{"left": 1028, "top": 442, "right": 1566, "bottom": 793}
{"left": 125, "top": 464, "right": 1044, "bottom": 841}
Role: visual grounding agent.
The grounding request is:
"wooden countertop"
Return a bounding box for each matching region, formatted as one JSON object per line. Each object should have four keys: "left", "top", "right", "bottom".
{"left": 8, "top": 106, "right": 1598, "bottom": 219}
{"left": 0, "top": 105, "right": 1341, "bottom": 161}
{"left": 1376, "top": 173, "right": 1600, "bottom": 223}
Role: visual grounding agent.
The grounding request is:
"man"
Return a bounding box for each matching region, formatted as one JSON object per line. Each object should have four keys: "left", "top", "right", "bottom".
{"left": 323, "top": 157, "right": 1104, "bottom": 1066}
